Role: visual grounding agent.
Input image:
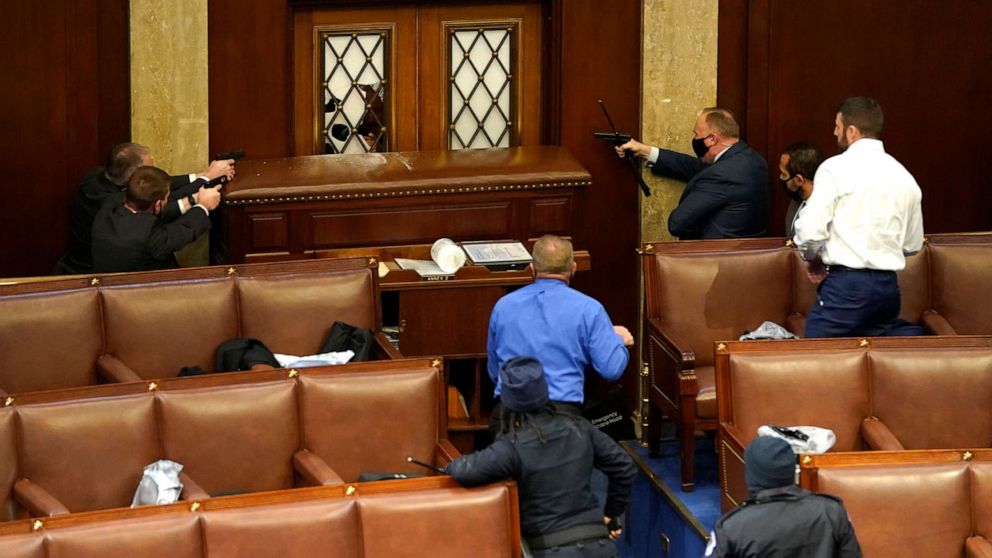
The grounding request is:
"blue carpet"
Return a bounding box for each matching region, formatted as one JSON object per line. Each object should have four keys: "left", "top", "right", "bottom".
{"left": 616, "top": 436, "right": 722, "bottom": 557}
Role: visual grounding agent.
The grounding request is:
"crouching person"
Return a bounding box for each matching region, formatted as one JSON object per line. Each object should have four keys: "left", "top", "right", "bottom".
{"left": 706, "top": 436, "right": 863, "bottom": 557}
{"left": 447, "top": 356, "right": 636, "bottom": 557}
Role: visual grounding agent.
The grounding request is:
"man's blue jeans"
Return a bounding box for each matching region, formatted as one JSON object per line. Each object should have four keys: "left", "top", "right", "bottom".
{"left": 804, "top": 266, "right": 924, "bottom": 338}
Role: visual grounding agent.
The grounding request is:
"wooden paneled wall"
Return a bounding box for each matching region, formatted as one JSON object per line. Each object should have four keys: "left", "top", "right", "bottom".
{"left": 719, "top": 0, "right": 992, "bottom": 235}
{"left": 206, "top": 0, "right": 644, "bottom": 394}
{"left": 0, "top": 1, "right": 130, "bottom": 277}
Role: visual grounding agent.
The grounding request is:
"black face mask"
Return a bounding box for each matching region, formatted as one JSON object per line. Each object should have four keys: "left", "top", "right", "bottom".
{"left": 691, "top": 135, "right": 711, "bottom": 158}
{"left": 780, "top": 178, "right": 805, "bottom": 203}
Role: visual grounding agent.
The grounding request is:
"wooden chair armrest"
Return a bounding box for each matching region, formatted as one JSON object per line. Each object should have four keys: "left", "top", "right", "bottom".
{"left": 646, "top": 318, "right": 695, "bottom": 368}
{"left": 293, "top": 449, "right": 345, "bottom": 486}
{"left": 179, "top": 472, "right": 210, "bottom": 500}
{"left": 0, "top": 386, "right": 7, "bottom": 398}
{"left": 249, "top": 363, "right": 276, "bottom": 371}
{"left": 720, "top": 423, "right": 750, "bottom": 449}
{"left": 967, "top": 536, "right": 992, "bottom": 558}
{"left": 372, "top": 332, "right": 403, "bottom": 360}
{"left": 14, "top": 478, "right": 70, "bottom": 517}
{"left": 861, "top": 417, "right": 905, "bottom": 450}
{"left": 921, "top": 310, "right": 958, "bottom": 336}
{"left": 436, "top": 439, "right": 461, "bottom": 467}
{"left": 96, "top": 354, "right": 143, "bottom": 383}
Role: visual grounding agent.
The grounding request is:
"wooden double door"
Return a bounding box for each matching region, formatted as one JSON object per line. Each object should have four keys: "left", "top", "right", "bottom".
{"left": 292, "top": 2, "right": 544, "bottom": 155}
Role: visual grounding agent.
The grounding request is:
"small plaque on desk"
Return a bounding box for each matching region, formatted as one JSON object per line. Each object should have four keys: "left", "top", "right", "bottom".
{"left": 461, "top": 241, "right": 533, "bottom": 271}
{"left": 394, "top": 258, "right": 454, "bottom": 279}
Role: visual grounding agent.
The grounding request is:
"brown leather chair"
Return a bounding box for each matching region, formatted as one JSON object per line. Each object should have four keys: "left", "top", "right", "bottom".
{"left": 864, "top": 348, "right": 992, "bottom": 450}
{"left": 5, "top": 358, "right": 450, "bottom": 518}
{"left": 642, "top": 239, "right": 799, "bottom": 490}
{"left": 800, "top": 452, "right": 992, "bottom": 558}
{"left": 716, "top": 336, "right": 992, "bottom": 511}
{"left": 0, "top": 408, "right": 17, "bottom": 522}
{"left": 358, "top": 485, "right": 518, "bottom": 558}
{"left": 14, "top": 394, "right": 162, "bottom": 517}
{"left": 925, "top": 242, "right": 992, "bottom": 335}
{"left": 298, "top": 366, "right": 451, "bottom": 482}
{"left": 201, "top": 498, "right": 360, "bottom": 558}
{"left": 157, "top": 380, "right": 312, "bottom": 496}
{"left": 819, "top": 462, "right": 971, "bottom": 558}
{"left": 0, "top": 288, "right": 103, "bottom": 393}
{"left": 0, "top": 532, "right": 44, "bottom": 558}
{"left": 45, "top": 514, "right": 203, "bottom": 558}
{"left": 0, "top": 477, "right": 521, "bottom": 558}
{"left": 0, "top": 257, "right": 395, "bottom": 394}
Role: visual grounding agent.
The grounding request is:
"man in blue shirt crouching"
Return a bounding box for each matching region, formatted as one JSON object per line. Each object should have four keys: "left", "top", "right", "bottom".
{"left": 487, "top": 234, "right": 633, "bottom": 417}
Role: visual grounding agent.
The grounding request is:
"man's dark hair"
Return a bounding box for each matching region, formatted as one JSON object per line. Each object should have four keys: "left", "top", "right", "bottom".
{"left": 106, "top": 142, "right": 151, "bottom": 185}
{"left": 532, "top": 235, "right": 574, "bottom": 274}
{"left": 837, "top": 96, "right": 884, "bottom": 138}
{"left": 125, "top": 166, "right": 170, "bottom": 211}
{"left": 783, "top": 142, "right": 826, "bottom": 181}
{"left": 701, "top": 107, "right": 741, "bottom": 138}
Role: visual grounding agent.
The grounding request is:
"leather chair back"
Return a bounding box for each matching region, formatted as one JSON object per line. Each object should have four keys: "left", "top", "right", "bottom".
{"left": 817, "top": 463, "right": 971, "bottom": 558}
{"left": 897, "top": 249, "right": 930, "bottom": 323}
{"left": 0, "top": 533, "right": 44, "bottom": 558}
{"left": 45, "top": 514, "right": 202, "bottom": 558}
{"left": 0, "top": 289, "right": 102, "bottom": 392}
{"left": 929, "top": 244, "right": 992, "bottom": 334}
{"left": 238, "top": 271, "right": 376, "bottom": 357}
{"left": 299, "top": 367, "right": 440, "bottom": 482}
{"left": 727, "top": 350, "right": 869, "bottom": 451}
{"left": 157, "top": 380, "right": 300, "bottom": 495}
{"left": 102, "top": 278, "right": 239, "bottom": 379}
{"left": 973, "top": 463, "right": 992, "bottom": 539}
{"left": 202, "top": 499, "right": 360, "bottom": 558}
{"left": 17, "top": 394, "right": 159, "bottom": 513}
{"left": 649, "top": 248, "right": 793, "bottom": 366}
{"left": 358, "top": 485, "right": 516, "bottom": 558}
{"left": 0, "top": 409, "right": 18, "bottom": 521}
{"left": 870, "top": 349, "right": 992, "bottom": 449}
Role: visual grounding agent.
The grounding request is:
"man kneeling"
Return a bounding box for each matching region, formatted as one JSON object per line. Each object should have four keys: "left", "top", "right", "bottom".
{"left": 91, "top": 166, "right": 221, "bottom": 273}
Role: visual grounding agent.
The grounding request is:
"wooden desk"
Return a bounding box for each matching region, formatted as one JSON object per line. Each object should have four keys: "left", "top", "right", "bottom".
{"left": 316, "top": 243, "right": 591, "bottom": 452}
{"left": 212, "top": 146, "right": 590, "bottom": 264}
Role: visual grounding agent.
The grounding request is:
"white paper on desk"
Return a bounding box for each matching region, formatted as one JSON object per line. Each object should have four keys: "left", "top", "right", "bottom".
{"left": 394, "top": 258, "right": 452, "bottom": 277}
{"left": 462, "top": 242, "right": 532, "bottom": 264}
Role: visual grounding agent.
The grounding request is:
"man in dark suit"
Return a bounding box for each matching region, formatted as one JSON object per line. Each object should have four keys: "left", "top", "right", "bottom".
{"left": 54, "top": 143, "right": 235, "bottom": 275}
{"left": 91, "top": 166, "right": 221, "bottom": 273}
{"left": 617, "top": 108, "right": 769, "bottom": 239}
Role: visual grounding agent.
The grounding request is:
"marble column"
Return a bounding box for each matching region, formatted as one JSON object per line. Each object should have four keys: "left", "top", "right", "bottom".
{"left": 640, "top": 0, "right": 719, "bottom": 243}
{"left": 130, "top": 0, "right": 211, "bottom": 265}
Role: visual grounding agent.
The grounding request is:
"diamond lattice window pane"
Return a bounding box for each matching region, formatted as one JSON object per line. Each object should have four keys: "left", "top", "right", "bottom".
{"left": 319, "top": 30, "right": 390, "bottom": 154}
{"left": 449, "top": 26, "right": 514, "bottom": 150}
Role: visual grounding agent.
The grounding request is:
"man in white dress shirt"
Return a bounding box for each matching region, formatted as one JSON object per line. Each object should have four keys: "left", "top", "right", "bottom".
{"left": 793, "top": 96, "right": 924, "bottom": 338}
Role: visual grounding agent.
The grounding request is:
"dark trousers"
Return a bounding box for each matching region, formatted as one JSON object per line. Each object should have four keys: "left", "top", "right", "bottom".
{"left": 532, "top": 538, "right": 617, "bottom": 558}
{"left": 804, "top": 266, "right": 924, "bottom": 338}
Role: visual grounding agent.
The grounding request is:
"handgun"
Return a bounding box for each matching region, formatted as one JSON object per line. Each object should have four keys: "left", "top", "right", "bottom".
{"left": 593, "top": 100, "right": 651, "bottom": 196}
{"left": 769, "top": 424, "right": 810, "bottom": 442}
{"left": 214, "top": 149, "right": 246, "bottom": 161}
